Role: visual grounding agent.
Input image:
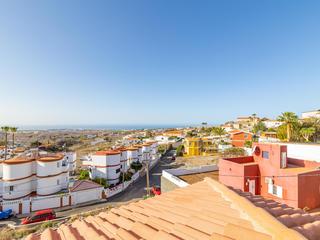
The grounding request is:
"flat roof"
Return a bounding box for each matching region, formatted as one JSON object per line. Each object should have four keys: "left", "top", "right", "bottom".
{"left": 179, "top": 170, "right": 219, "bottom": 184}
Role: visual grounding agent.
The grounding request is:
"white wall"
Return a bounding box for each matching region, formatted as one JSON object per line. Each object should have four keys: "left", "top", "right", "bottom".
{"left": 73, "top": 188, "right": 102, "bottom": 204}
{"left": 284, "top": 143, "right": 320, "bottom": 162}
{"left": 31, "top": 195, "right": 61, "bottom": 211}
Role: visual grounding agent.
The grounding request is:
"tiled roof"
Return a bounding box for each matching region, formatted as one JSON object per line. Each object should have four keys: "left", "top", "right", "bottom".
{"left": 233, "top": 189, "right": 320, "bottom": 240}
{"left": 26, "top": 178, "right": 306, "bottom": 240}
{"left": 70, "top": 180, "right": 103, "bottom": 192}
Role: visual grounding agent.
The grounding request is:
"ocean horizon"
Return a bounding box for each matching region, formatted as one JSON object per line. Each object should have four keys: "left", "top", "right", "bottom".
{"left": 17, "top": 124, "right": 201, "bottom": 131}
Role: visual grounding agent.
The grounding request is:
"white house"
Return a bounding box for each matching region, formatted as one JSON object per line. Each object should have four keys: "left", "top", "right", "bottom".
{"left": 301, "top": 109, "right": 320, "bottom": 119}
{"left": 83, "top": 150, "right": 121, "bottom": 185}
{"left": 262, "top": 120, "right": 283, "bottom": 129}
{"left": 65, "top": 152, "right": 77, "bottom": 173}
{"left": 0, "top": 153, "right": 71, "bottom": 200}
{"left": 133, "top": 144, "right": 143, "bottom": 163}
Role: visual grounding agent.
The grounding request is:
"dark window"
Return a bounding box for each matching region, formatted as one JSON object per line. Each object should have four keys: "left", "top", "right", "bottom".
{"left": 116, "top": 168, "right": 120, "bottom": 173}
{"left": 9, "top": 186, "right": 14, "bottom": 191}
{"left": 262, "top": 151, "right": 269, "bottom": 159}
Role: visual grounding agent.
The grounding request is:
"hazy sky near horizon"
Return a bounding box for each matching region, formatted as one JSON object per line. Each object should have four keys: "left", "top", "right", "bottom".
{"left": 0, "top": 1, "right": 320, "bottom": 126}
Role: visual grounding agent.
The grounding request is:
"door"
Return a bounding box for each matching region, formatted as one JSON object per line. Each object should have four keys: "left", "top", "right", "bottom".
{"left": 248, "top": 180, "right": 256, "bottom": 195}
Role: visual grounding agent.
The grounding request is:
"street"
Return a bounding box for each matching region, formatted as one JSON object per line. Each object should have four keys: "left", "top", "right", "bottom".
{"left": 56, "top": 149, "right": 178, "bottom": 217}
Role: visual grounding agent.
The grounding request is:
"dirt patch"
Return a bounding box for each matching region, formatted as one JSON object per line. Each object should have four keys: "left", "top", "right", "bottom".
{"left": 179, "top": 171, "right": 219, "bottom": 184}
{"left": 175, "top": 153, "right": 221, "bottom": 168}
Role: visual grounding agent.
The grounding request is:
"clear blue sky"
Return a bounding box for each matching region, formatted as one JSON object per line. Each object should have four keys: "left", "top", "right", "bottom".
{"left": 0, "top": 1, "right": 319, "bottom": 126}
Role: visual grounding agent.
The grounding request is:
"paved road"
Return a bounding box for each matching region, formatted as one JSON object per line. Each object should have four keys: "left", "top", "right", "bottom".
{"left": 56, "top": 149, "right": 178, "bottom": 217}
{"left": 0, "top": 150, "right": 179, "bottom": 227}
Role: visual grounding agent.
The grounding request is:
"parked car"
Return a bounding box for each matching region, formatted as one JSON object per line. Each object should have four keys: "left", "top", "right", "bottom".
{"left": 151, "top": 186, "right": 161, "bottom": 195}
{"left": 21, "top": 209, "right": 56, "bottom": 225}
{"left": 0, "top": 209, "right": 13, "bottom": 220}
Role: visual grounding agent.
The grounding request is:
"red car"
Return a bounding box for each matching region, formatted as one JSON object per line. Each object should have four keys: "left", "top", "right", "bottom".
{"left": 151, "top": 186, "right": 161, "bottom": 195}
{"left": 21, "top": 209, "right": 56, "bottom": 225}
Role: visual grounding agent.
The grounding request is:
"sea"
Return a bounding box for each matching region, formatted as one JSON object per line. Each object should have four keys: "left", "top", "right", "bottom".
{"left": 17, "top": 124, "right": 196, "bottom": 131}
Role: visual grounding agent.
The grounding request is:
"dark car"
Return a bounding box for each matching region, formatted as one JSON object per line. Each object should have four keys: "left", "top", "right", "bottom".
{"left": 21, "top": 209, "right": 56, "bottom": 225}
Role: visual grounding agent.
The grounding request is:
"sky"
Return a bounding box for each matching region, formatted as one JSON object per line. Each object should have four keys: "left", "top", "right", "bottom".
{"left": 0, "top": 1, "right": 320, "bottom": 127}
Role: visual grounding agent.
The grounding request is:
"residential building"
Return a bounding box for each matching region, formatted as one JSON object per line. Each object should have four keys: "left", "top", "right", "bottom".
{"left": 259, "top": 132, "right": 280, "bottom": 143}
{"left": 27, "top": 177, "right": 313, "bottom": 240}
{"left": 219, "top": 142, "right": 320, "bottom": 209}
{"left": 0, "top": 153, "right": 71, "bottom": 200}
{"left": 262, "top": 119, "right": 283, "bottom": 129}
{"left": 301, "top": 109, "right": 320, "bottom": 119}
{"left": 163, "top": 130, "right": 184, "bottom": 138}
{"left": 83, "top": 150, "right": 121, "bottom": 185}
{"left": 230, "top": 130, "right": 253, "bottom": 147}
{"left": 184, "top": 137, "right": 217, "bottom": 156}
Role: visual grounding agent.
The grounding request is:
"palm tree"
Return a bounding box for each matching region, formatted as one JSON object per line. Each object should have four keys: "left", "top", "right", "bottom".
{"left": 1, "top": 126, "right": 10, "bottom": 160}
{"left": 212, "top": 127, "right": 226, "bottom": 138}
{"left": 305, "top": 117, "right": 320, "bottom": 142}
{"left": 300, "top": 127, "right": 316, "bottom": 142}
{"left": 10, "top": 127, "right": 18, "bottom": 149}
{"left": 277, "top": 112, "right": 298, "bottom": 142}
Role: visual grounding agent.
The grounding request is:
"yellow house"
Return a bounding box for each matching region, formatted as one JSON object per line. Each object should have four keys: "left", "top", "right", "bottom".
{"left": 184, "top": 137, "right": 215, "bottom": 156}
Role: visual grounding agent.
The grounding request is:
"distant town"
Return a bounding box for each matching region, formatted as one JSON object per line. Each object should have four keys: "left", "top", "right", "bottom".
{"left": 0, "top": 109, "right": 320, "bottom": 239}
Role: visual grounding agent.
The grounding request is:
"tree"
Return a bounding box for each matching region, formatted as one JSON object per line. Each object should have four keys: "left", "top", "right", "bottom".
{"left": 277, "top": 124, "right": 287, "bottom": 141}
{"left": 78, "top": 169, "right": 90, "bottom": 180}
{"left": 145, "top": 130, "right": 153, "bottom": 138}
{"left": 30, "top": 140, "right": 42, "bottom": 148}
{"left": 1, "top": 126, "right": 10, "bottom": 160}
{"left": 10, "top": 127, "right": 18, "bottom": 148}
{"left": 300, "top": 127, "right": 316, "bottom": 142}
{"left": 176, "top": 144, "right": 185, "bottom": 156}
{"left": 252, "top": 121, "right": 267, "bottom": 134}
{"left": 212, "top": 127, "right": 226, "bottom": 137}
{"left": 277, "top": 112, "right": 298, "bottom": 142}
{"left": 304, "top": 117, "right": 320, "bottom": 142}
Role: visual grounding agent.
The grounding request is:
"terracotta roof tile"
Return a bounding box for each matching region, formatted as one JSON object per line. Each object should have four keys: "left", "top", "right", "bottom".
{"left": 27, "top": 178, "right": 309, "bottom": 240}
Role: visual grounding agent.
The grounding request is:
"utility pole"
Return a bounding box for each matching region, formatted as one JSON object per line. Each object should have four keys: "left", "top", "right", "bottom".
{"left": 145, "top": 152, "right": 150, "bottom": 196}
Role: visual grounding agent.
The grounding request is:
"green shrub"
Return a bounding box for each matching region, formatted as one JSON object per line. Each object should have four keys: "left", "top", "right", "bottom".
{"left": 176, "top": 144, "right": 184, "bottom": 156}
{"left": 78, "top": 169, "right": 90, "bottom": 180}
{"left": 93, "top": 177, "right": 109, "bottom": 188}
{"left": 130, "top": 162, "right": 142, "bottom": 171}
{"left": 119, "top": 172, "right": 132, "bottom": 183}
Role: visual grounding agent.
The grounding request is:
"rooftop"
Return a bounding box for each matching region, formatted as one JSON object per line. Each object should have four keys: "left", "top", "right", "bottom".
{"left": 26, "top": 178, "right": 307, "bottom": 240}
{"left": 70, "top": 180, "right": 103, "bottom": 192}
{"left": 94, "top": 150, "right": 121, "bottom": 156}
{"left": 179, "top": 171, "right": 219, "bottom": 184}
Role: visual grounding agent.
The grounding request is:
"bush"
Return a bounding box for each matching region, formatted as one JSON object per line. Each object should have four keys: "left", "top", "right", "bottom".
{"left": 93, "top": 177, "right": 109, "bottom": 188}
{"left": 78, "top": 169, "right": 90, "bottom": 180}
{"left": 119, "top": 171, "right": 132, "bottom": 183}
{"left": 244, "top": 141, "right": 252, "bottom": 148}
{"left": 176, "top": 144, "right": 184, "bottom": 156}
{"left": 130, "top": 162, "right": 142, "bottom": 171}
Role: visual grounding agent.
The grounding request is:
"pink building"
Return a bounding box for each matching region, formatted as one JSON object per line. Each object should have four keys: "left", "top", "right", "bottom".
{"left": 219, "top": 142, "right": 320, "bottom": 209}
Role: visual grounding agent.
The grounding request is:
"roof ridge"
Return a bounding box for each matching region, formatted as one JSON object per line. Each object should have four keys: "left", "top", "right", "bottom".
{"left": 203, "top": 177, "right": 307, "bottom": 240}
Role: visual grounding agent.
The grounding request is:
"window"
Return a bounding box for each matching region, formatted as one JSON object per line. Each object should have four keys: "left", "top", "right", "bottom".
{"left": 281, "top": 152, "right": 287, "bottom": 168}
{"left": 116, "top": 168, "right": 120, "bottom": 173}
{"left": 244, "top": 134, "right": 248, "bottom": 139}
{"left": 9, "top": 186, "right": 14, "bottom": 191}
{"left": 268, "top": 184, "right": 283, "bottom": 198}
{"left": 57, "top": 162, "right": 60, "bottom": 168}
{"left": 262, "top": 151, "right": 269, "bottom": 159}
{"left": 57, "top": 179, "right": 60, "bottom": 185}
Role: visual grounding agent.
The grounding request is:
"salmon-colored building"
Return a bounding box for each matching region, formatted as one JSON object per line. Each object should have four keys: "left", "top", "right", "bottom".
{"left": 230, "top": 130, "right": 253, "bottom": 147}
{"left": 219, "top": 142, "right": 320, "bottom": 209}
